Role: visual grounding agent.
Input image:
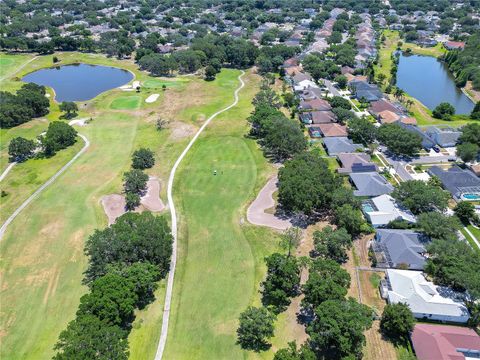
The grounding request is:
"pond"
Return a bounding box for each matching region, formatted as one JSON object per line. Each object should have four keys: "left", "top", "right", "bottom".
{"left": 22, "top": 63, "right": 133, "bottom": 102}
{"left": 396, "top": 53, "right": 474, "bottom": 114}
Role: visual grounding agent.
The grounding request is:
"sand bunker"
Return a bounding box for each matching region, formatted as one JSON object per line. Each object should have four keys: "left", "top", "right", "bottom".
{"left": 101, "top": 177, "right": 165, "bottom": 225}
{"left": 101, "top": 194, "right": 126, "bottom": 225}
{"left": 247, "top": 176, "right": 292, "bottom": 230}
{"left": 120, "top": 80, "right": 141, "bottom": 91}
{"left": 145, "top": 94, "right": 160, "bottom": 103}
{"left": 68, "top": 118, "right": 89, "bottom": 127}
{"left": 140, "top": 177, "right": 165, "bottom": 211}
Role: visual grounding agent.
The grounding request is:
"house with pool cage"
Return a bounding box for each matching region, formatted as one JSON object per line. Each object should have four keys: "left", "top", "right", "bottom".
{"left": 428, "top": 165, "right": 480, "bottom": 202}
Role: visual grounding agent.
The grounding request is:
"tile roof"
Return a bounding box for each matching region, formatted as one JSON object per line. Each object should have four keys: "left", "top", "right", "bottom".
{"left": 411, "top": 324, "right": 480, "bottom": 360}
{"left": 378, "top": 110, "right": 401, "bottom": 124}
{"left": 318, "top": 123, "right": 347, "bottom": 137}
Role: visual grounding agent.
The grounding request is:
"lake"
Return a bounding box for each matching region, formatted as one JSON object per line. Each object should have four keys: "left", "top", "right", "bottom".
{"left": 396, "top": 53, "right": 474, "bottom": 114}
{"left": 22, "top": 63, "right": 133, "bottom": 102}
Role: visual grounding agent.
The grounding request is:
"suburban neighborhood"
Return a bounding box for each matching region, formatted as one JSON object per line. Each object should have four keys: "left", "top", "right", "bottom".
{"left": 0, "top": 0, "right": 480, "bottom": 360}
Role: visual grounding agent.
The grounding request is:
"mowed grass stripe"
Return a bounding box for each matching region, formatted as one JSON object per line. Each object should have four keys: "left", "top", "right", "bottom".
{"left": 163, "top": 70, "right": 281, "bottom": 359}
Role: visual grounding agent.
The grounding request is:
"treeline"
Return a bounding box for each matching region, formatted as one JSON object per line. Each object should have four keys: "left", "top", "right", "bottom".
{"left": 248, "top": 84, "right": 307, "bottom": 161}
{"left": 445, "top": 32, "right": 480, "bottom": 90}
{"left": 53, "top": 212, "right": 173, "bottom": 359}
{"left": 137, "top": 35, "right": 298, "bottom": 77}
{"left": 0, "top": 83, "right": 49, "bottom": 128}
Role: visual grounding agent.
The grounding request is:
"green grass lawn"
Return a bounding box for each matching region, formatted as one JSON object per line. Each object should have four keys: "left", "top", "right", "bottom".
{"left": 143, "top": 78, "right": 185, "bottom": 89}
{"left": 110, "top": 95, "right": 142, "bottom": 110}
{"left": 163, "top": 70, "right": 284, "bottom": 359}
{"left": 0, "top": 54, "right": 271, "bottom": 360}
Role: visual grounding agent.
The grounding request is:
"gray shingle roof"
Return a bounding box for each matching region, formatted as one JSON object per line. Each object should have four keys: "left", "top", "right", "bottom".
{"left": 428, "top": 165, "right": 480, "bottom": 200}
{"left": 323, "top": 137, "right": 363, "bottom": 156}
{"left": 374, "top": 229, "right": 429, "bottom": 270}
{"left": 349, "top": 172, "right": 394, "bottom": 197}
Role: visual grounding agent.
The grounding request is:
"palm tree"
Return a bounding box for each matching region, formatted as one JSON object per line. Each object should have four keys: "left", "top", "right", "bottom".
{"left": 394, "top": 87, "right": 405, "bottom": 101}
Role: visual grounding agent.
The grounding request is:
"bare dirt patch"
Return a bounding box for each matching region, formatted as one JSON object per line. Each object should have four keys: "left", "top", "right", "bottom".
{"left": 168, "top": 121, "right": 197, "bottom": 141}
{"left": 364, "top": 321, "right": 397, "bottom": 360}
{"left": 465, "top": 81, "right": 480, "bottom": 102}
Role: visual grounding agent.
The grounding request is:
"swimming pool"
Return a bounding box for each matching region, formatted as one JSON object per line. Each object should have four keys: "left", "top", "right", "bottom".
{"left": 362, "top": 203, "right": 375, "bottom": 213}
{"left": 461, "top": 193, "right": 480, "bottom": 201}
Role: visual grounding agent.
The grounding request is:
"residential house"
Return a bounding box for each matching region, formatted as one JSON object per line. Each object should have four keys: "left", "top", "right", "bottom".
{"left": 372, "top": 229, "right": 428, "bottom": 270}
{"left": 300, "top": 111, "right": 336, "bottom": 125}
{"left": 337, "top": 153, "right": 378, "bottom": 174}
{"left": 443, "top": 41, "right": 465, "bottom": 50}
{"left": 425, "top": 126, "right": 461, "bottom": 148}
{"left": 401, "top": 124, "right": 435, "bottom": 150}
{"left": 299, "top": 98, "right": 331, "bottom": 111}
{"left": 411, "top": 324, "right": 480, "bottom": 360}
{"left": 318, "top": 123, "right": 347, "bottom": 137}
{"left": 349, "top": 172, "right": 394, "bottom": 197}
{"left": 369, "top": 99, "right": 403, "bottom": 118}
{"left": 350, "top": 80, "right": 383, "bottom": 102}
{"left": 323, "top": 137, "right": 363, "bottom": 156}
{"left": 378, "top": 110, "right": 401, "bottom": 124}
{"left": 428, "top": 165, "right": 480, "bottom": 201}
{"left": 381, "top": 269, "right": 470, "bottom": 323}
{"left": 362, "top": 194, "right": 416, "bottom": 227}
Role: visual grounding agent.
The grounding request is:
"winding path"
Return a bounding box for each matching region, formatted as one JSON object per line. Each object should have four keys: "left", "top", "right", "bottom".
{"left": 0, "top": 133, "right": 89, "bottom": 240}
{"left": 0, "top": 162, "right": 17, "bottom": 182}
{"left": 154, "top": 70, "right": 245, "bottom": 360}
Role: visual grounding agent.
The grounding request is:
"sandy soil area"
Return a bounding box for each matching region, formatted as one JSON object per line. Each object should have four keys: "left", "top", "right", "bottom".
{"left": 101, "top": 194, "right": 126, "bottom": 225}
{"left": 246, "top": 176, "right": 292, "bottom": 230}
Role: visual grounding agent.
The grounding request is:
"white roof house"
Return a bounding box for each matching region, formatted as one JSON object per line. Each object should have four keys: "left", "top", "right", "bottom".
{"left": 294, "top": 79, "right": 318, "bottom": 92}
{"left": 383, "top": 269, "right": 470, "bottom": 323}
{"left": 362, "top": 194, "right": 416, "bottom": 227}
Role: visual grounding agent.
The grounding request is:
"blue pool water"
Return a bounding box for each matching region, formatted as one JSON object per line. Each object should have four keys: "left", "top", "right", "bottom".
{"left": 362, "top": 203, "right": 375, "bottom": 212}
{"left": 462, "top": 193, "right": 480, "bottom": 201}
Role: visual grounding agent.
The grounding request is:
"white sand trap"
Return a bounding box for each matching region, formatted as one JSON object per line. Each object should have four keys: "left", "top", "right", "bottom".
{"left": 132, "top": 80, "right": 140, "bottom": 88}
{"left": 120, "top": 80, "right": 141, "bottom": 91}
{"left": 140, "top": 177, "right": 165, "bottom": 211}
{"left": 145, "top": 94, "right": 160, "bottom": 103}
{"left": 101, "top": 194, "right": 126, "bottom": 225}
{"left": 68, "top": 118, "right": 89, "bottom": 127}
{"left": 247, "top": 176, "right": 292, "bottom": 230}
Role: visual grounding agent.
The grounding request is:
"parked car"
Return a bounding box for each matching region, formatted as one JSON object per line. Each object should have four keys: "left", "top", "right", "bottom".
{"left": 432, "top": 146, "right": 440, "bottom": 153}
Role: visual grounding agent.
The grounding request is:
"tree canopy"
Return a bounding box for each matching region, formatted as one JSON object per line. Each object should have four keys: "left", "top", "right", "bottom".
{"left": 377, "top": 123, "right": 422, "bottom": 157}
{"left": 313, "top": 226, "right": 352, "bottom": 263}
{"left": 237, "top": 306, "right": 276, "bottom": 351}
{"left": 392, "top": 180, "right": 449, "bottom": 214}
{"left": 131, "top": 148, "right": 155, "bottom": 170}
{"left": 380, "top": 303, "right": 415, "bottom": 342}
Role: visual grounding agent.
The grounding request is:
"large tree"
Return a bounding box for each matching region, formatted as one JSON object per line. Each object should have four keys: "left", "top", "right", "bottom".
{"left": 380, "top": 303, "right": 415, "bottom": 342}
{"left": 237, "top": 306, "right": 276, "bottom": 351}
{"left": 457, "top": 142, "right": 479, "bottom": 162}
{"left": 261, "top": 253, "right": 300, "bottom": 313}
{"left": 347, "top": 117, "right": 377, "bottom": 145}
{"left": 123, "top": 169, "right": 148, "bottom": 195}
{"left": 84, "top": 212, "right": 173, "bottom": 283}
{"left": 307, "top": 298, "right": 373, "bottom": 359}
{"left": 278, "top": 151, "right": 339, "bottom": 215}
{"left": 377, "top": 123, "right": 422, "bottom": 157}
{"left": 42, "top": 121, "right": 77, "bottom": 155}
{"left": 313, "top": 226, "right": 352, "bottom": 263}
{"left": 77, "top": 273, "right": 137, "bottom": 327}
{"left": 302, "top": 259, "right": 350, "bottom": 309}
{"left": 59, "top": 101, "right": 78, "bottom": 119}
{"left": 392, "top": 180, "right": 449, "bottom": 214}
{"left": 53, "top": 315, "right": 128, "bottom": 360}
{"left": 432, "top": 102, "right": 455, "bottom": 120}
{"left": 131, "top": 148, "right": 155, "bottom": 170}
{"left": 263, "top": 117, "right": 307, "bottom": 162}
{"left": 8, "top": 136, "right": 36, "bottom": 162}
{"left": 273, "top": 342, "right": 316, "bottom": 360}
{"left": 417, "top": 212, "right": 461, "bottom": 241}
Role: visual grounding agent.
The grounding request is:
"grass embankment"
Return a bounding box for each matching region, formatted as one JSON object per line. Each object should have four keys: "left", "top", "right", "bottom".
{"left": 163, "top": 70, "right": 286, "bottom": 359}
{"left": 375, "top": 30, "right": 470, "bottom": 127}
{"left": 0, "top": 52, "right": 251, "bottom": 359}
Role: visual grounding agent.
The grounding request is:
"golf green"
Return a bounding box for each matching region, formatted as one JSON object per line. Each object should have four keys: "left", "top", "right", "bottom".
{"left": 109, "top": 95, "right": 141, "bottom": 110}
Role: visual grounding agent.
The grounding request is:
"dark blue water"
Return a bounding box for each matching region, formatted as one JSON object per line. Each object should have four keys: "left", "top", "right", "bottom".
{"left": 396, "top": 54, "right": 474, "bottom": 114}
{"left": 22, "top": 63, "right": 133, "bottom": 102}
